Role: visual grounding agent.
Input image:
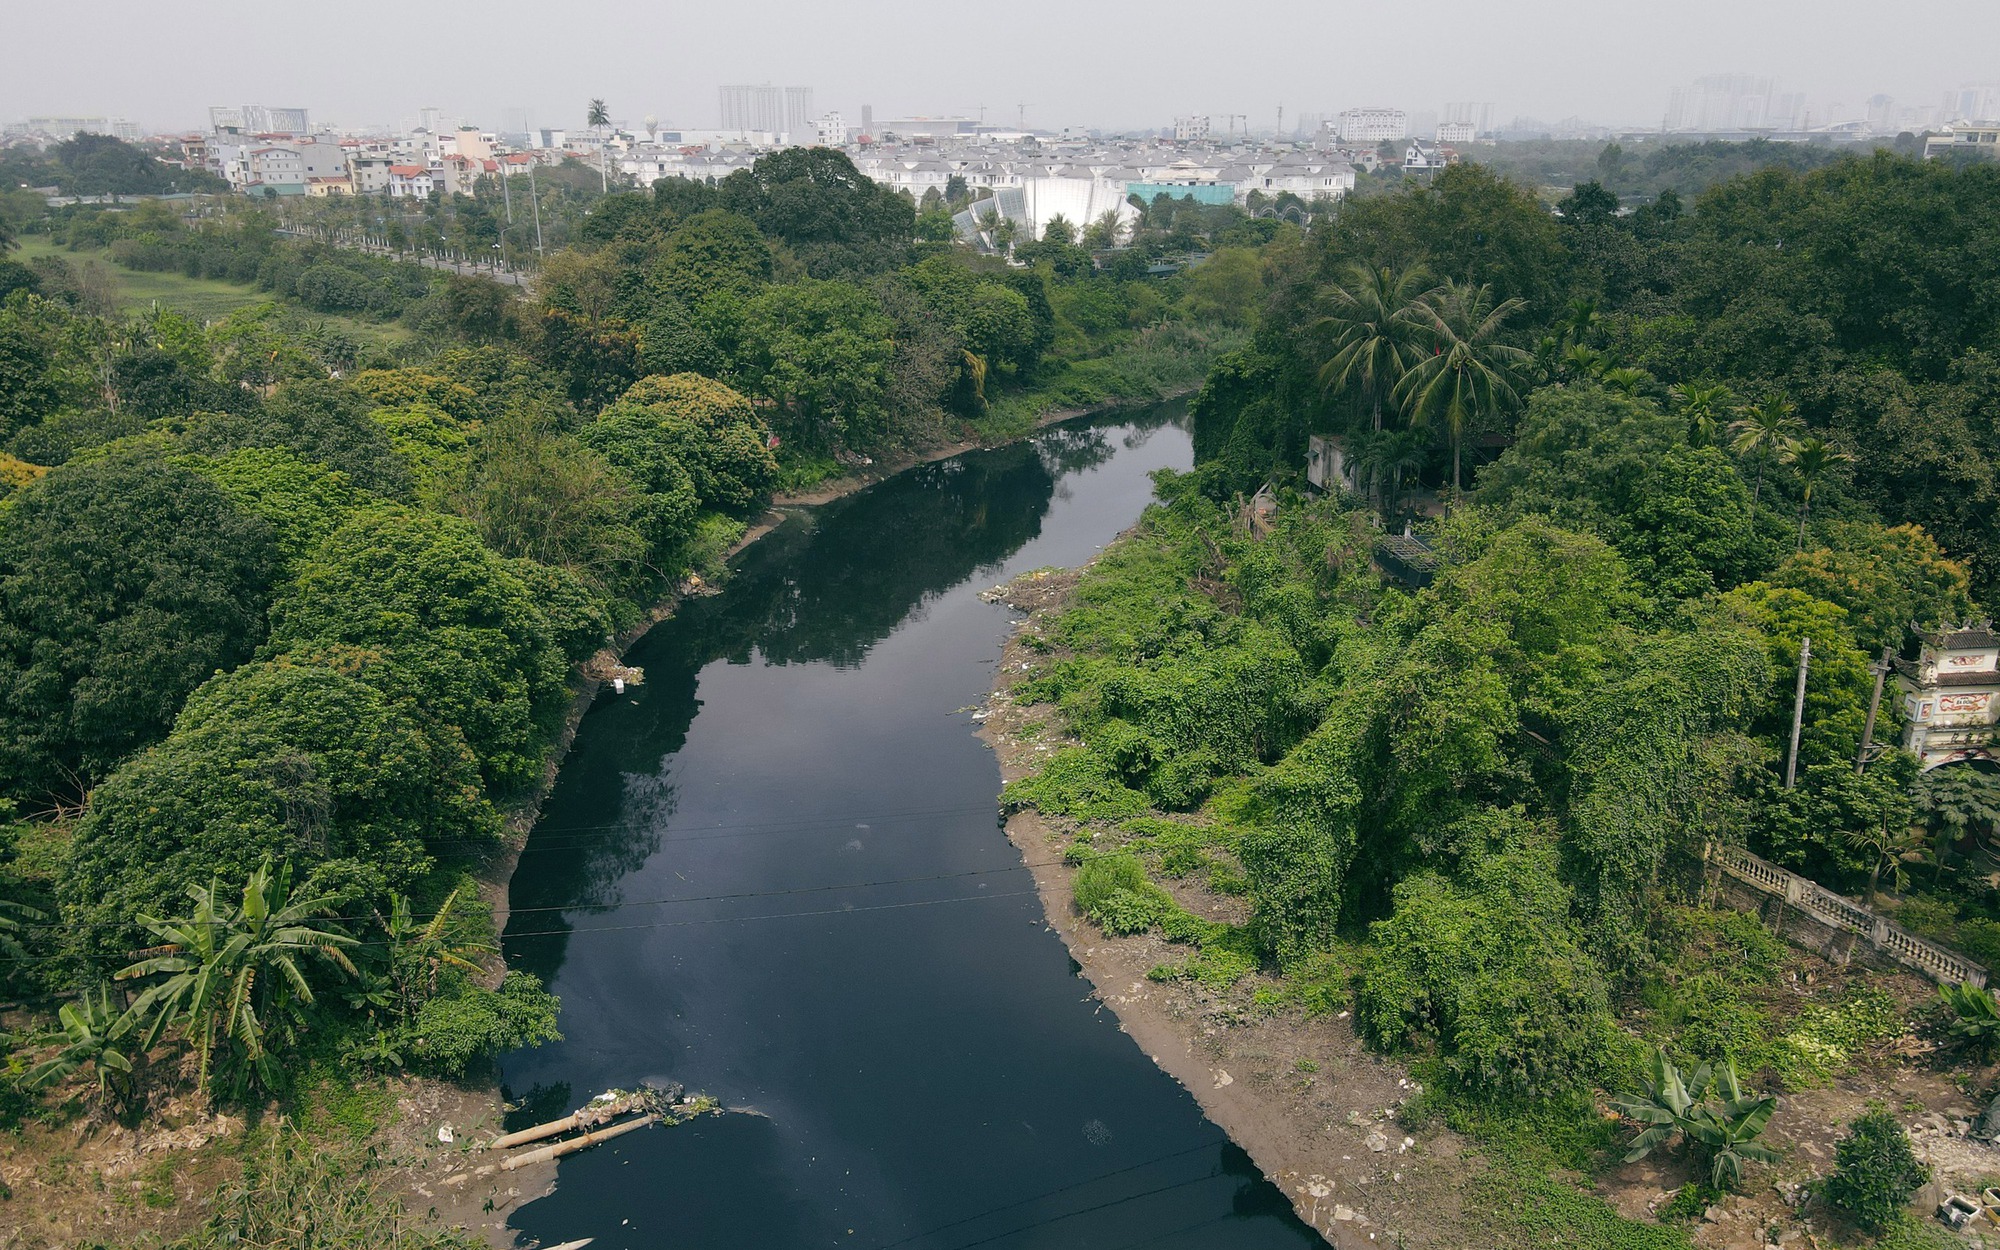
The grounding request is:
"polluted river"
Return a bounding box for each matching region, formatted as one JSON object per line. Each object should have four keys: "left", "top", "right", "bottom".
{"left": 498, "top": 403, "right": 1325, "bottom": 1250}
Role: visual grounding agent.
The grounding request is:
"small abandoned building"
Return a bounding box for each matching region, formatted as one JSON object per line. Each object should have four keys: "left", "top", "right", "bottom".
{"left": 1898, "top": 623, "right": 2000, "bottom": 770}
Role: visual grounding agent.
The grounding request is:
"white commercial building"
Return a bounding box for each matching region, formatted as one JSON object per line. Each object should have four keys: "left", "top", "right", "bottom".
{"left": 1173, "top": 115, "right": 1211, "bottom": 142}
{"left": 1337, "top": 107, "right": 1408, "bottom": 143}
{"left": 816, "top": 112, "right": 849, "bottom": 147}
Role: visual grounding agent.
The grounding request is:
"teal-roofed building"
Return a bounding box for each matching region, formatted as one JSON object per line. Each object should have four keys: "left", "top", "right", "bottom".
{"left": 1125, "top": 181, "right": 1236, "bottom": 207}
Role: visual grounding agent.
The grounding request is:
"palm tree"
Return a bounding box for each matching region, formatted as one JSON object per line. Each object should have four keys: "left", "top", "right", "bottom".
{"left": 1779, "top": 435, "right": 1855, "bottom": 552}
{"left": 1084, "top": 209, "right": 1125, "bottom": 248}
{"left": 1392, "top": 280, "right": 1531, "bottom": 501}
{"left": 1727, "top": 396, "right": 1803, "bottom": 505}
{"left": 119, "top": 858, "right": 358, "bottom": 1101}
{"left": 1847, "top": 817, "right": 1926, "bottom": 907}
{"left": 1558, "top": 342, "right": 1610, "bottom": 383}
{"left": 587, "top": 98, "right": 611, "bottom": 193}
{"left": 1312, "top": 262, "right": 1430, "bottom": 430}
{"left": 21, "top": 987, "right": 144, "bottom": 1117}
{"left": 1556, "top": 295, "right": 1601, "bottom": 350}
{"left": 1670, "top": 382, "right": 1735, "bottom": 447}
{"left": 1601, "top": 365, "right": 1655, "bottom": 397}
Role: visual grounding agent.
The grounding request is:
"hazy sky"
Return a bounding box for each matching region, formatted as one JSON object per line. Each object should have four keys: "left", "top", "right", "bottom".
{"left": 8, "top": 0, "right": 1994, "bottom": 132}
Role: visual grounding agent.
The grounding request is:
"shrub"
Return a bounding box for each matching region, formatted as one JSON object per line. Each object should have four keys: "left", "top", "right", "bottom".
{"left": 398, "top": 971, "right": 563, "bottom": 1077}
{"left": 1356, "top": 847, "right": 1621, "bottom": 1100}
{"left": 1003, "top": 747, "right": 1150, "bottom": 821}
{"left": 1071, "top": 853, "right": 1173, "bottom": 935}
{"left": 1824, "top": 1109, "right": 1929, "bottom": 1234}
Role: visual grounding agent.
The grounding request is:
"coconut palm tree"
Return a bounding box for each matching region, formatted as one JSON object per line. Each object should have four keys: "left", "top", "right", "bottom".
{"left": 1670, "top": 382, "right": 1736, "bottom": 447}
{"left": 1779, "top": 435, "right": 1855, "bottom": 552}
{"left": 1727, "top": 396, "right": 1803, "bottom": 505}
{"left": 1312, "top": 262, "right": 1430, "bottom": 430}
{"left": 119, "top": 858, "right": 358, "bottom": 1101}
{"left": 586, "top": 98, "right": 611, "bottom": 193}
{"left": 1392, "top": 280, "right": 1531, "bottom": 501}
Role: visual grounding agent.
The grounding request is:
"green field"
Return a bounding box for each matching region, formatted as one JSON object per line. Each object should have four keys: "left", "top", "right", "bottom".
{"left": 14, "top": 237, "right": 409, "bottom": 346}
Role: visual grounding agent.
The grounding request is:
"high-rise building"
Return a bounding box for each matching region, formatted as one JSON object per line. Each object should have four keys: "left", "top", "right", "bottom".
{"left": 1336, "top": 107, "right": 1407, "bottom": 143}
{"left": 1443, "top": 102, "right": 1496, "bottom": 134}
{"left": 1173, "top": 115, "right": 1211, "bottom": 142}
{"left": 784, "top": 87, "right": 815, "bottom": 139}
{"left": 1663, "top": 76, "right": 1775, "bottom": 132}
{"left": 1941, "top": 82, "right": 2000, "bottom": 122}
{"left": 210, "top": 104, "right": 309, "bottom": 134}
{"left": 861, "top": 104, "right": 874, "bottom": 137}
{"left": 720, "top": 85, "right": 782, "bottom": 133}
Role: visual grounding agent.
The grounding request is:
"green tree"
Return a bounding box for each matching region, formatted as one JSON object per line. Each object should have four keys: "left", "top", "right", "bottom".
{"left": 1184, "top": 247, "right": 1264, "bottom": 328}
{"left": 266, "top": 508, "right": 569, "bottom": 790}
{"left": 1777, "top": 434, "right": 1855, "bottom": 551}
{"left": 731, "top": 279, "right": 896, "bottom": 451}
{"left": 1727, "top": 396, "right": 1803, "bottom": 506}
{"left": 119, "top": 858, "right": 359, "bottom": 1100}
{"left": 1313, "top": 262, "right": 1429, "bottom": 430}
{"left": 594, "top": 372, "right": 776, "bottom": 512}
{"left": 1769, "top": 523, "right": 1973, "bottom": 652}
{"left": 1824, "top": 1109, "right": 1929, "bottom": 1233}
{"left": 1611, "top": 1048, "right": 1779, "bottom": 1191}
{"left": 63, "top": 653, "right": 500, "bottom": 949}
{"left": 457, "top": 407, "right": 648, "bottom": 593}
{"left": 587, "top": 98, "right": 610, "bottom": 193}
{"left": 185, "top": 446, "right": 367, "bottom": 568}
{"left": 649, "top": 209, "right": 774, "bottom": 305}
{"left": 1356, "top": 839, "right": 1619, "bottom": 1099}
{"left": 0, "top": 450, "right": 279, "bottom": 805}
{"left": 1393, "top": 280, "right": 1530, "bottom": 499}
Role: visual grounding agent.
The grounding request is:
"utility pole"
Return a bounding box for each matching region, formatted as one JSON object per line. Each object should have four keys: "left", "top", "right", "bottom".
{"left": 1785, "top": 636, "right": 1811, "bottom": 788}
{"left": 527, "top": 158, "right": 545, "bottom": 258}
{"left": 1855, "top": 645, "right": 1894, "bottom": 773}
{"left": 499, "top": 155, "right": 513, "bottom": 224}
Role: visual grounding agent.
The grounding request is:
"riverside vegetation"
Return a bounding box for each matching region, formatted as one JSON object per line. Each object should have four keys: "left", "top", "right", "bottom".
{"left": 1002, "top": 151, "right": 2000, "bottom": 1246}
{"left": 0, "top": 142, "right": 1261, "bottom": 1245}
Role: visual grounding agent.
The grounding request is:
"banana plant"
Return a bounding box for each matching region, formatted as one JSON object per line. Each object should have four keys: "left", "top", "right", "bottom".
{"left": 1940, "top": 982, "right": 2000, "bottom": 1059}
{"left": 1610, "top": 1047, "right": 1780, "bottom": 1191}
{"left": 117, "top": 857, "right": 357, "bottom": 1101}
{"left": 1684, "top": 1061, "right": 1780, "bottom": 1190}
{"left": 20, "top": 986, "right": 143, "bottom": 1116}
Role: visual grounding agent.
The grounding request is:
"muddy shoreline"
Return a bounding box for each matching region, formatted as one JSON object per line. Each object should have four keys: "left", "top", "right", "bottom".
{"left": 975, "top": 564, "right": 1473, "bottom": 1250}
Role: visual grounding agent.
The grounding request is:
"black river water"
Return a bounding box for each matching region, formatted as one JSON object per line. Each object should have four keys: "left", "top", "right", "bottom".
{"left": 499, "top": 404, "right": 1323, "bottom": 1250}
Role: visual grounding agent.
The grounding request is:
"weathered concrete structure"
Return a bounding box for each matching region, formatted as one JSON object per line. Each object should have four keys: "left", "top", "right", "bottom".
{"left": 1897, "top": 623, "right": 2000, "bottom": 771}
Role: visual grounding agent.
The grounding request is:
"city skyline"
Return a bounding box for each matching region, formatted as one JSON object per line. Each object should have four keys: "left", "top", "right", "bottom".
{"left": 6, "top": 0, "right": 1998, "bottom": 137}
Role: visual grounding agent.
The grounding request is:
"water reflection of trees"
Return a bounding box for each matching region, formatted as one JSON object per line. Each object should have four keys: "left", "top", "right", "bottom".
{"left": 504, "top": 408, "right": 1185, "bottom": 987}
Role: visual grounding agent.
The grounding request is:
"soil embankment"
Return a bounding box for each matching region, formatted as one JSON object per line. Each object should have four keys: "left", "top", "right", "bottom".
{"left": 975, "top": 565, "right": 1474, "bottom": 1250}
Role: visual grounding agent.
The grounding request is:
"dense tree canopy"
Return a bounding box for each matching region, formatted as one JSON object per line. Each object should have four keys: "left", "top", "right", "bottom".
{"left": 0, "top": 450, "right": 279, "bottom": 804}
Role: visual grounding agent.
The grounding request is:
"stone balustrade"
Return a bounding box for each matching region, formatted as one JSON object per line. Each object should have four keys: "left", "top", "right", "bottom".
{"left": 1706, "top": 842, "right": 1989, "bottom": 990}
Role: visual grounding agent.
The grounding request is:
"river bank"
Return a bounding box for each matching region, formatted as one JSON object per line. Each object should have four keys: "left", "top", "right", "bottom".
{"left": 976, "top": 564, "right": 1476, "bottom": 1250}
{"left": 419, "top": 389, "right": 1202, "bottom": 1246}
